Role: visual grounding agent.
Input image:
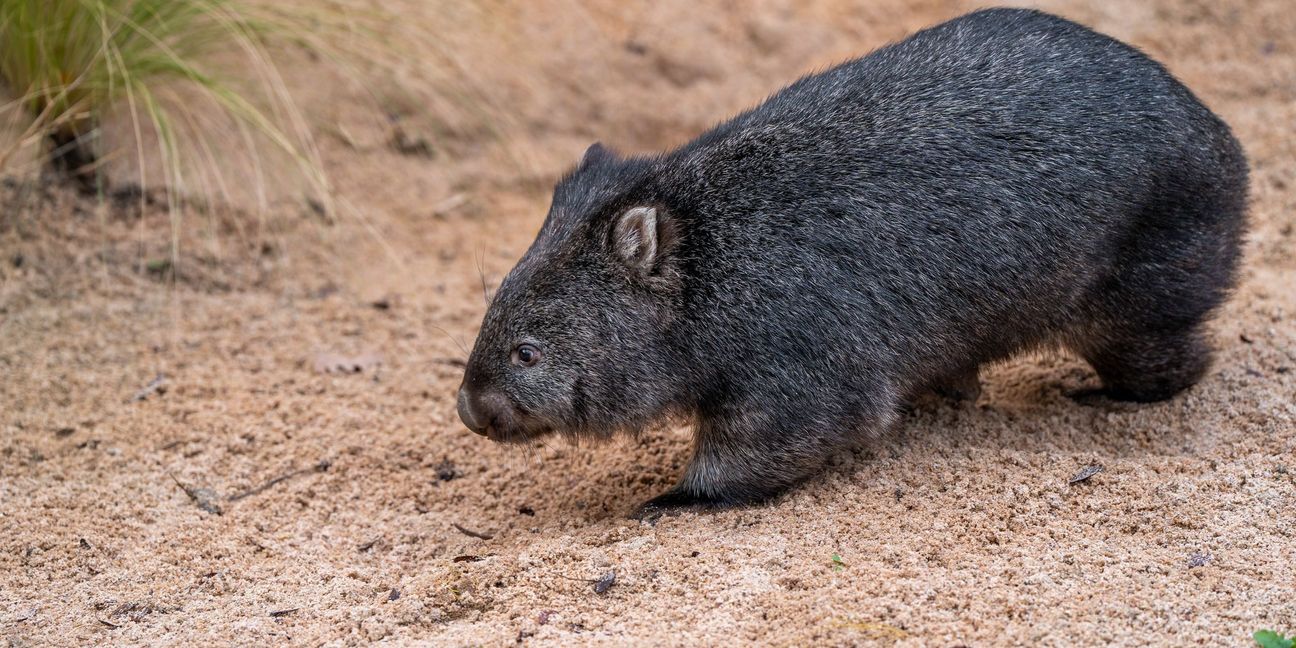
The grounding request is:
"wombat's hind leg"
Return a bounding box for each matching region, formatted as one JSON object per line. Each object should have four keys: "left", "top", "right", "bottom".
{"left": 1076, "top": 323, "right": 1213, "bottom": 403}
{"left": 1072, "top": 169, "right": 1242, "bottom": 403}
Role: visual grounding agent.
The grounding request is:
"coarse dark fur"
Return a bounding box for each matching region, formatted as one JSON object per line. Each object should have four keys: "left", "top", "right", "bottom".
{"left": 455, "top": 8, "right": 1248, "bottom": 513}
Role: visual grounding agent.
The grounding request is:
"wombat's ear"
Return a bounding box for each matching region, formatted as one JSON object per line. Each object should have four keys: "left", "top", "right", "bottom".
{"left": 580, "top": 142, "right": 615, "bottom": 167}
{"left": 611, "top": 206, "right": 664, "bottom": 271}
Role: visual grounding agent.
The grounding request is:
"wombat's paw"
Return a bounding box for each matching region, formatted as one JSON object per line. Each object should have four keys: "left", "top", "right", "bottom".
{"left": 1065, "top": 387, "right": 1145, "bottom": 410}
{"left": 932, "top": 381, "right": 981, "bottom": 403}
{"left": 630, "top": 490, "right": 719, "bottom": 523}
{"left": 931, "top": 369, "right": 982, "bottom": 403}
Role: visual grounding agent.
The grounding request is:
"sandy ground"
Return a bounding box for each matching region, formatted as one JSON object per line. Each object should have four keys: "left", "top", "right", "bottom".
{"left": 2, "top": 0, "right": 1294, "bottom": 645}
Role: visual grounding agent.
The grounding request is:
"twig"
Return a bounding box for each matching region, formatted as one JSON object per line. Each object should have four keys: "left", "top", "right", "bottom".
{"left": 553, "top": 573, "right": 600, "bottom": 583}
{"left": 452, "top": 523, "right": 493, "bottom": 540}
{"left": 128, "top": 373, "right": 168, "bottom": 403}
{"left": 228, "top": 459, "right": 331, "bottom": 502}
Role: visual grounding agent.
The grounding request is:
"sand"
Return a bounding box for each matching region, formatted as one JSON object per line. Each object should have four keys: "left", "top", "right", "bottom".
{"left": 1, "top": 0, "right": 1294, "bottom": 645}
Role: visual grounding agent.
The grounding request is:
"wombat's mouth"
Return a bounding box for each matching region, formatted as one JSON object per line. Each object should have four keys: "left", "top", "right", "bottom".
{"left": 486, "top": 426, "right": 552, "bottom": 444}
{"left": 484, "top": 420, "right": 556, "bottom": 445}
{"left": 481, "top": 404, "right": 561, "bottom": 445}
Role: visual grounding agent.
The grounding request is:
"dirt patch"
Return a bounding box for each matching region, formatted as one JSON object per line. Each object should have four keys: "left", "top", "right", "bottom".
{"left": 2, "top": 0, "right": 1294, "bottom": 646}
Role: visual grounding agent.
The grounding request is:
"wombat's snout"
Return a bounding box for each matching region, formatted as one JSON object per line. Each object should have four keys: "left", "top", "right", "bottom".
{"left": 456, "top": 384, "right": 487, "bottom": 436}
{"left": 456, "top": 384, "right": 508, "bottom": 438}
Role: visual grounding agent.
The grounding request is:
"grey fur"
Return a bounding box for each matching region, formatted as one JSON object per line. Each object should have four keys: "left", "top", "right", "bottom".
{"left": 456, "top": 8, "right": 1248, "bottom": 510}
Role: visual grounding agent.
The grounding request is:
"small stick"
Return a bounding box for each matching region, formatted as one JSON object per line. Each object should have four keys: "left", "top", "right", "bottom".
{"left": 452, "top": 523, "right": 493, "bottom": 540}
{"left": 553, "top": 574, "right": 598, "bottom": 583}
{"left": 128, "top": 373, "right": 167, "bottom": 403}
{"left": 228, "top": 460, "right": 331, "bottom": 502}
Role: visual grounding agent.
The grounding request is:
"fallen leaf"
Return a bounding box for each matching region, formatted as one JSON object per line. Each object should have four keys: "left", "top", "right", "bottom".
{"left": 1255, "top": 630, "right": 1295, "bottom": 648}
{"left": 593, "top": 571, "right": 616, "bottom": 594}
{"left": 1069, "top": 464, "right": 1104, "bottom": 484}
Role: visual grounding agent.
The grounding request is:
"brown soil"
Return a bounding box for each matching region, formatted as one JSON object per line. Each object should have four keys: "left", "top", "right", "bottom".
{"left": 2, "top": 1, "right": 1294, "bottom": 646}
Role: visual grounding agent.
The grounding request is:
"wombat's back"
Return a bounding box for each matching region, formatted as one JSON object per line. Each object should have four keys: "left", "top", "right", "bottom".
{"left": 662, "top": 8, "right": 1247, "bottom": 399}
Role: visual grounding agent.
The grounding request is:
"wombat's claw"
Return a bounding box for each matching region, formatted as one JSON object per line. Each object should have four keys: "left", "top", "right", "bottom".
{"left": 630, "top": 490, "right": 712, "bottom": 522}
{"left": 1066, "top": 387, "right": 1141, "bottom": 409}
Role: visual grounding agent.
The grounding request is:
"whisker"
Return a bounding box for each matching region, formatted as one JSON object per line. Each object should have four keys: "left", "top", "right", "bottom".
{"left": 522, "top": 439, "right": 544, "bottom": 468}
{"left": 535, "top": 435, "right": 561, "bottom": 459}
{"left": 429, "top": 323, "right": 469, "bottom": 355}
{"left": 475, "top": 246, "right": 490, "bottom": 306}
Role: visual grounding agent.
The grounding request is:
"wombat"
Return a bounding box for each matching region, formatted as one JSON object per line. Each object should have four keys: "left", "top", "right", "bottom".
{"left": 456, "top": 8, "right": 1248, "bottom": 512}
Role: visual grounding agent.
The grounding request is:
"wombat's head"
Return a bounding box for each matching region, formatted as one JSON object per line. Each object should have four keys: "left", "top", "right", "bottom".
{"left": 457, "top": 144, "right": 682, "bottom": 443}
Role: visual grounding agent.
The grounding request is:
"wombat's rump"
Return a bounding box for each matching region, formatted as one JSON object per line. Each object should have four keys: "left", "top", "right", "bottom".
{"left": 456, "top": 8, "right": 1248, "bottom": 511}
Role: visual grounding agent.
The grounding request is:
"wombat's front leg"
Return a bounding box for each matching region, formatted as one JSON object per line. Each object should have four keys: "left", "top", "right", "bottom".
{"left": 632, "top": 410, "right": 853, "bottom": 519}
{"left": 929, "top": 366, "right": 981, "bottom": 403}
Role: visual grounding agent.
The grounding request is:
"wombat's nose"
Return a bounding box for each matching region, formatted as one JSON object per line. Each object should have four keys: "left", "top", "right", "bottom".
{"left": 457, "top": 385, "right": 489, "bottom": 436}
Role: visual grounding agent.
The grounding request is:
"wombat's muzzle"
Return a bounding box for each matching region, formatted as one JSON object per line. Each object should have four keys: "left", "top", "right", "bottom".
{"left": 456, "top": 385, "right": 489, "bottom": 436}
{"left": 457, "top": 384, "right": 516, "bottom": 439}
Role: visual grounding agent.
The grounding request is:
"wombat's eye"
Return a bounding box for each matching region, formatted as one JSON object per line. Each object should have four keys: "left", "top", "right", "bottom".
{"left": 512, "top": 343, "right": 542, "bottom": 367}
